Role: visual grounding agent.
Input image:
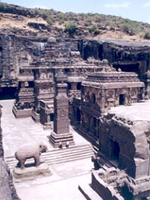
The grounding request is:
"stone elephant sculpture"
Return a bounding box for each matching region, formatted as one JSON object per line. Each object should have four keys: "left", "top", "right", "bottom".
{"left": 15, "top": 142, "right": 48, "bottom": 169}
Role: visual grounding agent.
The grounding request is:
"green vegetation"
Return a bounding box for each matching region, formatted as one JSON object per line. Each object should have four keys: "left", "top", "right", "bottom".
{"left": 89, "top": 25, "right": 100, "bottom": 35}
{"left": 144, "top": 32, "right": 150, "bottom": 39}
{"left": 46, "top": 17, "right": 53, "bottom": 25}
{"left": 65, "top": 22, "right": 77, "bottom": 36}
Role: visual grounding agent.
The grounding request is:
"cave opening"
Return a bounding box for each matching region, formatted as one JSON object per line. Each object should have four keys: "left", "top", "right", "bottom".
{"left": 113, "top": 62, "right": 140, "bottom": 74}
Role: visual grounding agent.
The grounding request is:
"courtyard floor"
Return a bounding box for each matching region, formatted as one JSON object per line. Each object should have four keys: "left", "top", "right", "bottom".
{"left": 0, "top": 99, "right": 93, "bottom": 200}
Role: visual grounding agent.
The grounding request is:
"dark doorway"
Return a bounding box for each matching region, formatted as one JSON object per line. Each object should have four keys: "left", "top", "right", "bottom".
{"left": 77, "top": 82, "right": 81, "bottom": 90}
{"left": 0, "top": 87, "right": 16, "bottom": 100}
{"left": 111, "top": 140, "right": 120, "bottom": 160}
{"left": 67, "top": 83, "right": 72, "bottom": 90}
{"left": 76, "top": 108, "right": 81, "bottom": 124}
{"left": 119, "top": 94, "right": 125, "bottom": 105}
{"left": 50, "top": 113, "right": 54, "bottom": 121}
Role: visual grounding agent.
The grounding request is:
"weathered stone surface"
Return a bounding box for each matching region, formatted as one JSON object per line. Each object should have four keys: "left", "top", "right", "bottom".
{"left": 99, "top": 102, "right": 150, "bottom": 179}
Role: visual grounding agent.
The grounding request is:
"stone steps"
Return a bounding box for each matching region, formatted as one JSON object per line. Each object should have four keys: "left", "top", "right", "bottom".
{"left": 5, "top": 144, "right": 94, "bottom": 170}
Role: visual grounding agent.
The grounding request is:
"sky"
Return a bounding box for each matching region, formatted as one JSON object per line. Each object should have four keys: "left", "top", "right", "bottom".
{"left": 1, "top": 0, "right": 150, "bottom": 24}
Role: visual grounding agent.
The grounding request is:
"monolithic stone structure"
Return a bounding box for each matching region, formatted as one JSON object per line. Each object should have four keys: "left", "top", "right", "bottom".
{"left": 71, "top": 59, "right": 144, "bottom": 145}
{"left": 91, "top": 101, "right": 150, "bottom": 200}
{"left": 49, "top": 70, "right": 74, "bottom": 148}
{"left": 1, "top": 30, "right": 150, "bottom": 199}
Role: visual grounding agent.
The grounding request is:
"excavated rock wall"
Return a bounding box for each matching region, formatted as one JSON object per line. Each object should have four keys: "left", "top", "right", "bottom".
{"left": 79, "top": 39, "right": 150, "bottom": 77}
{"left": 0, "top": 34, "right": 150, "bottom": 87}
{"left": 0, "top": 106, "right": 20, "bottom": 200}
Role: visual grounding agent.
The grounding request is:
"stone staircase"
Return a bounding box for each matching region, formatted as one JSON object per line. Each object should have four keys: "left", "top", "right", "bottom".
{"left": 5, "top": 144, "right": 94, "bottom": 170}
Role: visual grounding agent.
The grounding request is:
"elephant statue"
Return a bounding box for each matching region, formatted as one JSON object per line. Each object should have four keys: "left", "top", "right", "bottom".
{"left": 15, "top": 142, "right": 48, "bottom": 169}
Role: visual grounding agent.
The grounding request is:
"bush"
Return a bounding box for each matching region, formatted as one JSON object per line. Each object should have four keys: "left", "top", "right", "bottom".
{"left": 57, "top": 12, "right": 64, "bottom": 20}
{"left": 65, "top": 22, "right": 77, "bottom": 36}
{"left": 89, "top": 25, "right": 100, "bottom": 35}
{"left": 122, "top": 24, "right": 136, "bottom": 36}
{"left": 46, "top": 17, "right": 53, "bottom": 25}
{"left": 144, "top": 32, "right": 150, "bottom": 39}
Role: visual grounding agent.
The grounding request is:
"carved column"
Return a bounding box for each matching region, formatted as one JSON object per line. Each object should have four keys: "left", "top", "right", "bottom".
{"left": 49, "top": 70, "right": 74, "bottom": 148}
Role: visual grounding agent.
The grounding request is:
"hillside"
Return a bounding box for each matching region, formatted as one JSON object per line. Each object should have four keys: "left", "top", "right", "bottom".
{"left": 0, "top": 2, "right": 150, "bottom": 41}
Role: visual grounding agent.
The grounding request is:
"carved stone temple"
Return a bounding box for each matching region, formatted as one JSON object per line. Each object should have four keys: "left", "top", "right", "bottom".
{"left": 49, "top": 70, "right": 74, "bottom": 148}
{"left": 2, "top": 30, "right": 150, "bottom": 199}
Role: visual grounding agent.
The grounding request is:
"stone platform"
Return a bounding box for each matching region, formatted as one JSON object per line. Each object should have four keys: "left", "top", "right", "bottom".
{"left": 12, "top": 105, "right": 32, "bottom": 118}
{"left": 13, "top": 163, "right": 51, "bottom": 182}
{"left": 49, "top": 132, "right": 75, "bottom": 148}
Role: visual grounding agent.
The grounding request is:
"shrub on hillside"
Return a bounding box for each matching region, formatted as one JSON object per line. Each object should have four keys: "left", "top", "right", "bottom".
{"left": 65, "top": 22, "right": 77, "bottom": 36}
{"left": 89, "top": 25, "right": 100, "bottom": 35}
{"left": 46, "top": 17, "right": 53, "bottom": 25}
{"left": 144, "top": 32, "right": 150, "bottom": 39}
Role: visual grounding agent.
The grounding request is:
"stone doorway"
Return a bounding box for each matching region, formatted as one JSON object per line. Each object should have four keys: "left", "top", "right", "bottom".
{"left": 50, "top": 113, "right": 54, "bottom": 121}
{"left": 119, "top": 94, "right": 125, "bottom": 105}
{"left": 111, "top": 140, "right": 120, "bottom": 160}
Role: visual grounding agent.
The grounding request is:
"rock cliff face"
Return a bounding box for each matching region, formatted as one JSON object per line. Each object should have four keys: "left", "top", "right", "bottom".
{"left": 79, "top": 39, "right": 150, "bottom": 75}
{"left": 0, "top": 106, "right": 20, "bottom": 200}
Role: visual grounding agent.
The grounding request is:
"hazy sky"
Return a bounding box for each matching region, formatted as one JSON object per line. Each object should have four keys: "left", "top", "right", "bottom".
{"left": 2, "top": 0, "right": 150, "bottom": 24}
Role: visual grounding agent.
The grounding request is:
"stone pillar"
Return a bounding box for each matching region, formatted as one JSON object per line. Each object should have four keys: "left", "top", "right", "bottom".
{"left": 49, "top": 70, "right": 74, "bottom": 148}
{"left": 100, "top": 89, "right": 106, "bottom": 115}
{"left": 144, "top": 70, "right": 150, "bottom": 98}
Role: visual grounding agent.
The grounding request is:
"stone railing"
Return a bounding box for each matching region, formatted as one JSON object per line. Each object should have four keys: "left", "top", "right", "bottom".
{"left": 19, "top": 88, "right": 34, "bottom": 96}
{"left": 86, "top": 72, "right": 140, "bottom": 83}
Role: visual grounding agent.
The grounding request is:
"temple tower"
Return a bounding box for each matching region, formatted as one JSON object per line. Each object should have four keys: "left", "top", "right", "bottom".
{"left": 49, "top": 70, "right": 74, "bottom": 148}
